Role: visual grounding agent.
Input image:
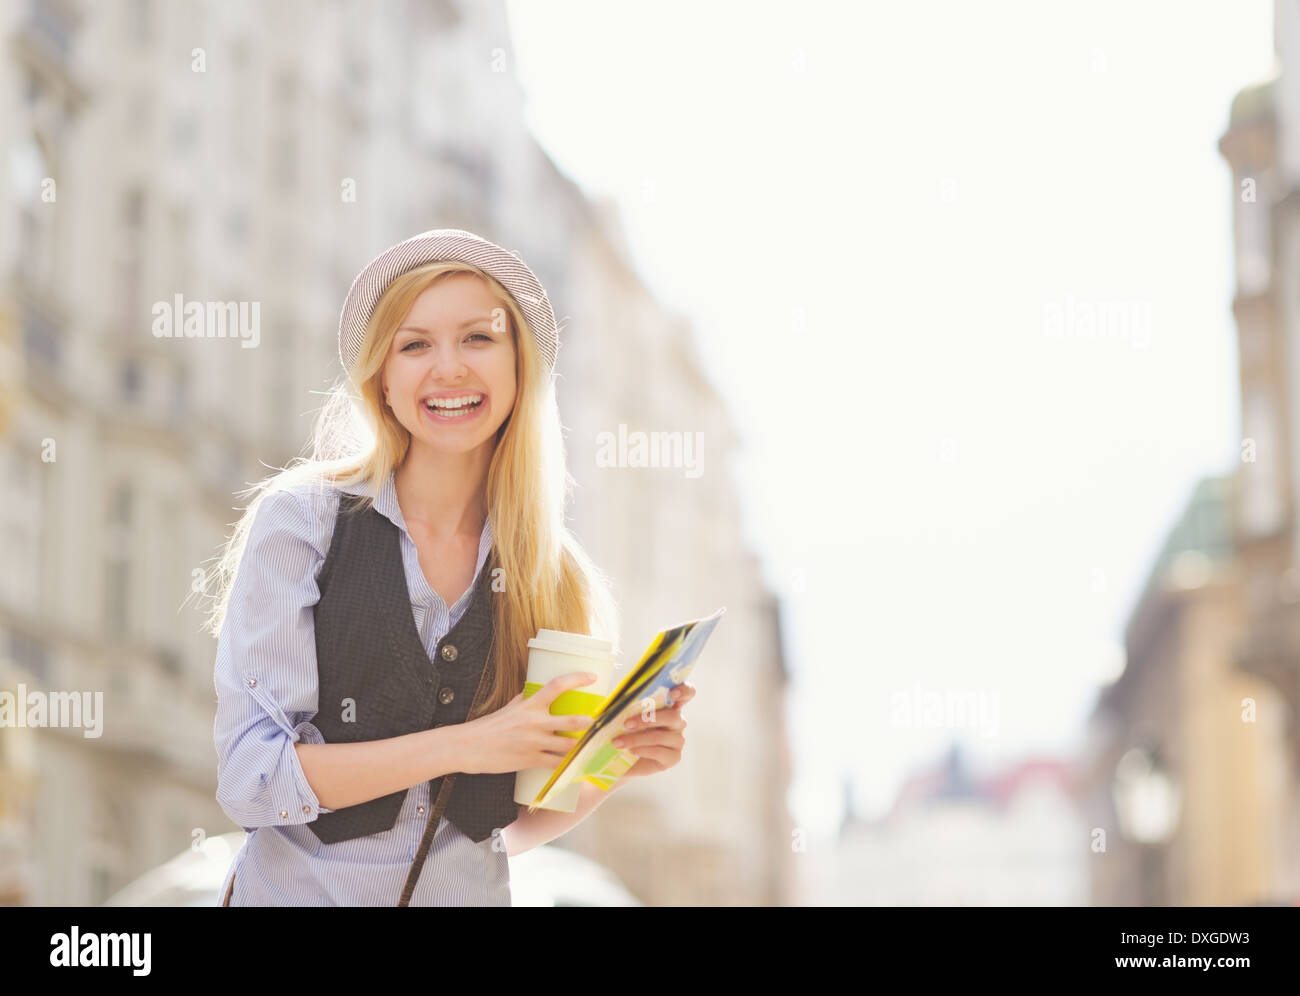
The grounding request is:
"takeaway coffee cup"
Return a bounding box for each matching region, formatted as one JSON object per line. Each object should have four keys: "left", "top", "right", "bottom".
{"left": 513, "top": 629, "right": 616, "bottom": 813}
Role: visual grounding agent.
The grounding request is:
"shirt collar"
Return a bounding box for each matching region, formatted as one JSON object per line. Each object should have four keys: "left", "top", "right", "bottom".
{"left": 340, "top": 469, "right": 495, "bottom": 564}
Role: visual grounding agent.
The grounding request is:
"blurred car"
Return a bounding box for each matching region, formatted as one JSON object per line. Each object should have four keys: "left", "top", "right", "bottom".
{"left": 101, "top": 831, "right": 642, "bottom": 907}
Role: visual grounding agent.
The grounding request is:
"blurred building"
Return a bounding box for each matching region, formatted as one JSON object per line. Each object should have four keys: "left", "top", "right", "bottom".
{"left": 1077, "top": 0, "right": 1300, "bottom": 909}
{"left": 1083, "top": 477, "right": 1293, "bottom": 905}
{"left": 0, "top": 0, "right": 790, "bottom": 905}
{"left": 813, "top": 745, "right": 1088, "bottom": 905}
{"left": 1217, "top": 0, "right": 1300, "bottom": 902}
{"left": 551, "top": 209, "right": 794, "bottom": 906}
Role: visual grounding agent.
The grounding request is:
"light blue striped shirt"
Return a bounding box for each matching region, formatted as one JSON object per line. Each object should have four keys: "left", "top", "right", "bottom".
{"left": 212, "top": 468, "right": 515, "bottom": 905}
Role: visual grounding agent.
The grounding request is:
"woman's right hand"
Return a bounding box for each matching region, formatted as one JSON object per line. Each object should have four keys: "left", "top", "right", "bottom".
{"left": 455, "top": 672, "right": 599, "bottom": 775}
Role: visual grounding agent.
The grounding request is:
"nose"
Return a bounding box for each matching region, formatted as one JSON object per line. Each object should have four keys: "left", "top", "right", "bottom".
{"left": 428, "top": 340, "right": 467, "bottom": 382}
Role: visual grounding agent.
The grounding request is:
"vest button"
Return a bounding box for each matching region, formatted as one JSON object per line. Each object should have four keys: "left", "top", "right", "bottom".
{"left": 440, "top": 644, "right": 458, "bottom": 662}
{"left": 302, "top": 805, "right": 311, "bottom": 815}
{"left": 246, "top": 678, "right": 257, "bottom": 688}
{"left": 279, "top": 809, "right": 289, "bottom": 820}
{"left": 439, "top": 687, "right": 455, "bottom": 705}
{"left": 417, "top": 805, "right": 425, "bottom": 815}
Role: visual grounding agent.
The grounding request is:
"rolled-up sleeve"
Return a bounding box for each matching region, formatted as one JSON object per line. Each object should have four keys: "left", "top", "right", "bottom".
{"left": 213, "top": 487, "right": 337, "bottom": 829}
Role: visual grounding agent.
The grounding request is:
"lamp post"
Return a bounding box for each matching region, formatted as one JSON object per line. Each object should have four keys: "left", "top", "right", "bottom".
{"left": 1111, "top": 744, "right": 1182, "bottom": 905}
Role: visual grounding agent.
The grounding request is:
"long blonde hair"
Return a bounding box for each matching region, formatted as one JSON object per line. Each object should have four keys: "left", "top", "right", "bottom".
{"left": 190, "top": 261, "right": 620, "bottom": 718}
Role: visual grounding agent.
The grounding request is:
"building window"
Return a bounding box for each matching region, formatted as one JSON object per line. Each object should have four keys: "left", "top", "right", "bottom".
{"left": 158, "top": 648, "right": 182, "bottom": 678}
{"left": 132, "top": 0, "right": 151, "bottom": 46}
{"left": 22, "top": 304, "right": 61, "bottom": 374}
{"left": 274, "top": 68, "right": 299, "bottom": 184}
{"left": 89, "top": 793, "right": 130, "bottom": 907}
{"left": 171, "top": 113, "right": 196, "bottom": 154}
{"left": 8, "top": 631, "right": 50, "bottom": 683}
{"left": 30, "top": 0, "right": 75, "bottom": 59}
{"left": 11, "top": 134, "right": 55, "bottom": 287}
{"left": 120, "top": 357, "right": 142, "bottom": 402}
{"left": 272, "top": 132, "right": 297, "bottom": 190}
{"left": 225, "top": 206, "right": 248, "bottom": 246}
{"left": 119, "top": 188, "right": 144, "bottom": 334}
{"left": 129, "top": 87, "right": 151, "bottom": 138}
{"left": 122, "top": 186, "right": 143, "bottom": 227}
{"left": 0, "top": 447, "right": 45, "bottom": 615}
{"left": 171, "top": 363, "right": 189, "bottom": 416}
{"left": 105, "top": 482, "right": 134, "bottom": 636}
{"left": 170, "top": 203, "right": 190, "bottom": 291}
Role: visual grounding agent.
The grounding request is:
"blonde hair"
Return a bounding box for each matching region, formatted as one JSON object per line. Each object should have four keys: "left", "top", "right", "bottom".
{"left": 189, "top": 261, "right": 620, "bottom": 718}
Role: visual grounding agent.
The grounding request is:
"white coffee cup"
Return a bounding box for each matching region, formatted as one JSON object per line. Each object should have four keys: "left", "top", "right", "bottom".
{"left": 513, "top": 629, "right": 616, "bottom": 812}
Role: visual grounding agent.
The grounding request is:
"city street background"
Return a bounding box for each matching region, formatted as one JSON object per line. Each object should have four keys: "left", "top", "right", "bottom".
{"left": 1, "top": 0, "right": 1296, "bottom": 905}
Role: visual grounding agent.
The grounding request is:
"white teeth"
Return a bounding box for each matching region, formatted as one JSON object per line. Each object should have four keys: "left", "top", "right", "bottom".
{"left": 425, "top": 394, "right": 483, "bottom": 419}
{"left": 425, "top": 394, "right": 483, "bottom": 410}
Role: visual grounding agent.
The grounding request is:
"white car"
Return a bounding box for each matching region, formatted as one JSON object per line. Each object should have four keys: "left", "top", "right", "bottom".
{"left": 101, "top": 831, "right": 643, "bottom": 907}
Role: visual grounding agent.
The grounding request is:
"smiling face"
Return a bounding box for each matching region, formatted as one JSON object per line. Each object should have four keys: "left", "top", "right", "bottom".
{"left": 380, "top": 272, "right": 518, "bottom": 455}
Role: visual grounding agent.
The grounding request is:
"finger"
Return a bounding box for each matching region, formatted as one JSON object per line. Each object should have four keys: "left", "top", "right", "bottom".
{"left": 539, "top": 732, "right": 578, "bottom": 757}
{"left": 535, "top": 705, "right": 595, "bottom": 743}
{"left": 614, "top": 729, "right": 685, "bottom": 750}
{"left": 545, "top": 728, "right": 586, "bottom": 752}
{"left": 535, "top": 671, "right": 599, "bottom": 709}
{"left": 636, "top": 696, "right": 683, "bottom": 724}
{"left": 671, "top": 684, "right": 696, "bottom": 704}
{"left": 623, "top": 712, "right": 686, "bottom": 732}
{"left": 622, "top": 720, "right": 686, "bottom": 738}
{"left": 542, "top": 742, "right": 572, "bottom": 756}
{"left": 625, "top": 746, "right": 675, "bottom": 770}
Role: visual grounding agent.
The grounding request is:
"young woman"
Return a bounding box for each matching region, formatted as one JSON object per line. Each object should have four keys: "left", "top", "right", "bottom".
{"left": 198, "top": 230, "right": 695, "bottom": 906}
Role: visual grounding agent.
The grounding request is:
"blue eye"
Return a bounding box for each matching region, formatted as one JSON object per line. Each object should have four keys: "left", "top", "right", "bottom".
{"left": 402, "top": 334, "right": 489, "bottom": 351}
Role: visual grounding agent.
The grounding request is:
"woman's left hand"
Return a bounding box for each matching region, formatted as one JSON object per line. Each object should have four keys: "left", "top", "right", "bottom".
{"left": 612, "top": 683, "right": 695, "bottom": 779}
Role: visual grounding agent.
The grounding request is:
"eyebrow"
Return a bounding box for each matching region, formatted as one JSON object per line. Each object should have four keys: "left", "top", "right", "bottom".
{"left": 397, "top": 317, "right": 494, "bottom": 334}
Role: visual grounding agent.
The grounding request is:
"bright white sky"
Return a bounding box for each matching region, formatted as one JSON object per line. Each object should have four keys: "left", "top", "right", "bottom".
{"left": 507, "top": 0, "right": 1278, "bottom": 834}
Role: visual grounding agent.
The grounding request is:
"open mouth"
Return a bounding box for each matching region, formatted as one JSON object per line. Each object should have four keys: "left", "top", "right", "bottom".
{"left": 422, "top": 395, "right": 485, "bottom": 422}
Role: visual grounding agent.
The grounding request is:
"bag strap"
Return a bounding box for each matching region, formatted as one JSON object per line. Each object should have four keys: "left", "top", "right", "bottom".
{"left": 398, "top": 630, "right": 497, "bottom": 906}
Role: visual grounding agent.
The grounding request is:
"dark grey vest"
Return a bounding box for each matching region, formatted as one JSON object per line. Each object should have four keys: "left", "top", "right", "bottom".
{"left": 306, "top": 490, "right": 519, "bottom": 845}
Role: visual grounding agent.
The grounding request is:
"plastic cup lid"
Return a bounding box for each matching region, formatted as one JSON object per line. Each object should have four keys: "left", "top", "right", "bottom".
{"left": 527, "top": 628, "right": 615, "bottom": 662}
